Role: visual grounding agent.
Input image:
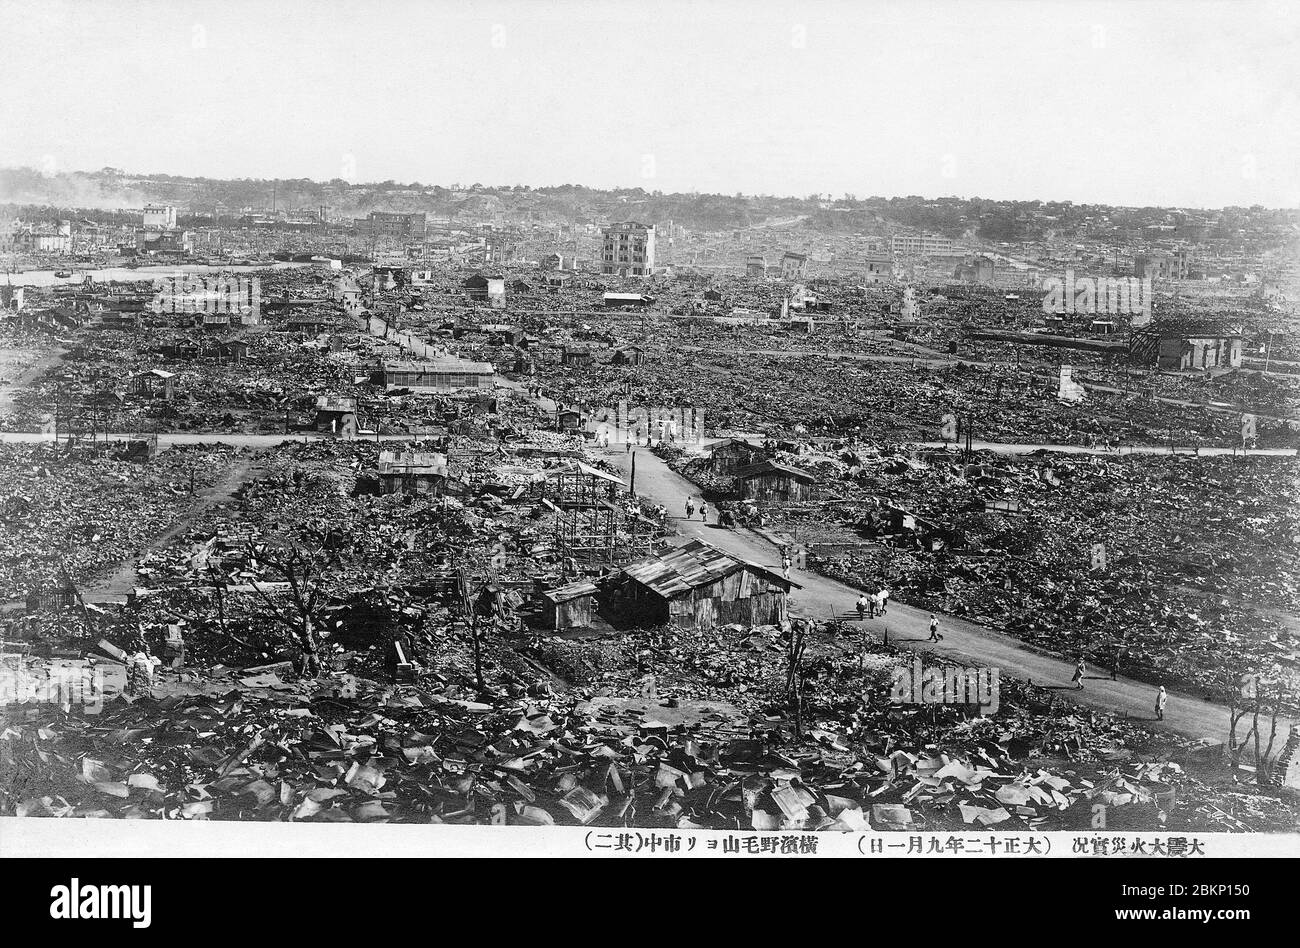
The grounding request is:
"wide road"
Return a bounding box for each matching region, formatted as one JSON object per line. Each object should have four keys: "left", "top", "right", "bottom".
{"left": 601, "top": 442, "right": 1289, "bottom": 748}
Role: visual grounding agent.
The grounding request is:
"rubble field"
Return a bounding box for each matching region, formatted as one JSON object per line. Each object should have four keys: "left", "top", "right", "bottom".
{"left": 687, "top": 447, "right": 1300, "bottom": 702}
{"left": 2, "top": 249, "right": 1298, "bottom": 835}
{"left": 4, "top": 616, "right": 1297, "bottom": 832}
{"left": 0, "top": 442, "right": 240, "bottom": 602}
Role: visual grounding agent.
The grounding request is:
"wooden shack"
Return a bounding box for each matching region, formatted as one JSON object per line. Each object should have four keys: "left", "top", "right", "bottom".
{"left": 199, "top": 312, "right": 233, "bottom": 332}
{"left": 603, "top": 292, "right": 654, "bottom": 308}
{"left": 131, "top": 369, "right": 176, "bottom": 401}
{"left": 539, "top": 580, "right": 598, "bottom": 631}
{"left": 314, "top": 395, "right": 358, "bottom": 436}
{"left": 288, "top": 313, "right": 330, "bottom": 335}
{"left": 878, "top": 504, "right": 951, "bottom": 552}
{"left": 562, "top": 348, "right": 594, "bottom": 367}
{"left": 217, "top": 339, "right": 249, "bottom": 365}
{"left": 612, "top": 539, "right": 796, "bottom": 631}
{"left": 734, "top": 459, "right": 817, "bottom": 503}
{"left": 377, "top": 450, "right": 450, "bottom": 496}
{"left": 381, "top": 357, "right": 497, "bottom": 393}
{"left": 707, "top": 438, "right": 765, "bottom": 476}
{"left": 609, "top": 345, "right": 645, "bottom": 366}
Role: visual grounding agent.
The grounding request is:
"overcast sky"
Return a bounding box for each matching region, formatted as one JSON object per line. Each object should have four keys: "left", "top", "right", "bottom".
{"left": 1, "top": 0, "right": 1297, "bottom": 207}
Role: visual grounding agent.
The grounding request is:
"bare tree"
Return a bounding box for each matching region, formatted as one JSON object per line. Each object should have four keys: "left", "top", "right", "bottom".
{"left": 785, "top": 619, "right": 810, "bottom": 739}
{"left": 1227, "top": 672, "right": 1287, "bottom": 785}
{"left": 247, "top": 527, "right": 346, "bottom": 676}
{"left": 164, "top": 561, "right": 262, "bottom": 656}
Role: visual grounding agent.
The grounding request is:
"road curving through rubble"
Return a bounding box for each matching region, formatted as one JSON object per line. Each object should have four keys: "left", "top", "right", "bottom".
{"left": 602, "top": 441, "right": 1291, "bottom": 747}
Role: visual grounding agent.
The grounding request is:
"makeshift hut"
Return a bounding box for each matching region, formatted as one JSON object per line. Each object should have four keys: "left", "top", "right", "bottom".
{"left": 707, "top": 437, "right": 765, "bottom": 476}
{"left": 217, "top": 339, "right": 250, "bottom": 364}
{"left": 539, "top": 580, "right": 598, "bottom": 631}
{"left": 378, "top": 450, "right": 450, "bottom": 496}
{"left": 130, "top": 369, "right": 176, "bottom": 401}
{"left": 609, "top": 345, "right": 645, "bottom": 366}
{"left": 734, "top": 459, "right": 817, "bottom": 502}
{"left": 611, "top": 539, "right": 796, "bottom": 631}
{"left": 314, "top": 395, "right": 358, "bottom": 435}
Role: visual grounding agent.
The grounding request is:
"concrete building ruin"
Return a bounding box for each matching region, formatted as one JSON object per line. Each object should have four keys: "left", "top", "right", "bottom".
{"left": 601, "top": 221, "right": 656, "bottom": 277}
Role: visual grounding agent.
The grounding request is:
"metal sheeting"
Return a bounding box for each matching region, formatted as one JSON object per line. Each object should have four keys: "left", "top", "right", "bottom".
{"left": 621, "top": 539, "right": 793, "bottom": 599}
{"left": 541, "top": 580, "right": 598, "bottom": 605}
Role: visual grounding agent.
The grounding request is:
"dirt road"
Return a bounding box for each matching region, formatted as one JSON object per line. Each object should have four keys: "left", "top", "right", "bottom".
{"left": 0, "top": 456, "right": 260, "bottom": 614}
{"left": 78, "top": 456, "right": 259, "bottom": 605}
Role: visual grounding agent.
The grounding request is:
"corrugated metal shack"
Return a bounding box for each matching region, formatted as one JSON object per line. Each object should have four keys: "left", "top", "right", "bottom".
{"left": 735, "top": 459, "right": 817, "bottom": 503}
{"left": 539, "top": 580, "right": 598, "bottom": 631}
{"left": 612, "top": 539, "right": 796, "bottom": 631}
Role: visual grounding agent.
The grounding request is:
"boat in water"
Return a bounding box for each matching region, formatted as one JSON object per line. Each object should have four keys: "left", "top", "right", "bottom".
{"left": 53, "top": 269, "right": 73, "bottom": 278}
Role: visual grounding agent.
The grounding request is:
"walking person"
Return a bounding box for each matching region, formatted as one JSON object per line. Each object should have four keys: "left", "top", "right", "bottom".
{"left": 928, "top": 615, "right": 942, "bottom": 642}
{"left": 685, "top": 497, "right": 695, "bottom": 520}
{"left": 856, "top": 594, "right": 869, "bottom": 621}
{"left": 879, "top": 588, "right": 890, "bottom": 614}
{"left": 700, "top": 502, "right": 708, "bottom": 522}
{"left": 1072, "top": 658, "right": 1086, "bottom": 690}
{"left": 1155, "top": 685, "right": 1167, "bottom": 721}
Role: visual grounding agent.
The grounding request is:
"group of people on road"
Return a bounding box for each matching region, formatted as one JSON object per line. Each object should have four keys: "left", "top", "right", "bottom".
{"left": 854, "top": 589, "right": 892, "bottom": 620}
{"left": 670, "top": 486, "right": 1178, "bottom": 725}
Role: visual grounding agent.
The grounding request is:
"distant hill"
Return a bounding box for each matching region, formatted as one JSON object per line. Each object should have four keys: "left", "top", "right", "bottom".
{"left": 2, "top": 166, "right": 1296, "bottom": 245}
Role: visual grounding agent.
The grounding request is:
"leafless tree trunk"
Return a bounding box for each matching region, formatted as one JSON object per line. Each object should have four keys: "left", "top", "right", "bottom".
{"left": 247, "top": 535, "right": 340, "bottom": 677}
{"left": 785, "top": 619, "right": 809, "bottom": 739}
{"left": 1227, "top": 686, "right": 1254, "bottom": 781}
{"left": 1252, "top": 681, "right": 1282, "bottom": 786}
